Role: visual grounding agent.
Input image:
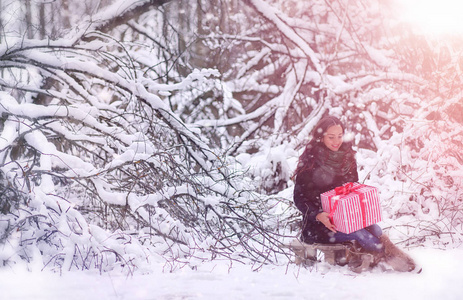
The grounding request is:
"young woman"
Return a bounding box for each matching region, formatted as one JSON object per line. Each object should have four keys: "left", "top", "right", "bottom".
{"left": 293, "top": 116, "right": 416, "bottom": 271}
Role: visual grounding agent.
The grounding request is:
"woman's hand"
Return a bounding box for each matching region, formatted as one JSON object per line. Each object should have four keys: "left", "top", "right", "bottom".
{"left": 316, "top": 212, "right": 337, "bottom": 233}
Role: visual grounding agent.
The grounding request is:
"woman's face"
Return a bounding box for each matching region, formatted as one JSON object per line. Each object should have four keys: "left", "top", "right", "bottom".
{"left": 322, "top": 124, "right": 343, "bottom": 152}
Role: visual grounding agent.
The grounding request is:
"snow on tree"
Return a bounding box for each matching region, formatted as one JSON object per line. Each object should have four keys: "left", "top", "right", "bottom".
{"left": 0, "top": 0, "right": 282, "bottom": 273}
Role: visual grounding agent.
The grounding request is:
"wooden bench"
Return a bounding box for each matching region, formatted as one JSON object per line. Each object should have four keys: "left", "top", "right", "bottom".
{"left": 285, "top": 239, "right": 373, "bottom": 272}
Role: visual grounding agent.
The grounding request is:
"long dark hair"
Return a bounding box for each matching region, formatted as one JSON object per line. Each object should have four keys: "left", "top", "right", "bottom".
{"left": 293, "top": 116, "right": 345, "bottom": 178}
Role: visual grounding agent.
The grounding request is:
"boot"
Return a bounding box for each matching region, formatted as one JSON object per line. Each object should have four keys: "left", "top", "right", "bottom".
{"left": 379, "top": 235, "right": 416, "bottom": 272}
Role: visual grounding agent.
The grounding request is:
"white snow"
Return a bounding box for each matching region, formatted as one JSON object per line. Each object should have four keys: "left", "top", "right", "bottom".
{"left": 0, "top": 248, "right": 462, "bottom": 299}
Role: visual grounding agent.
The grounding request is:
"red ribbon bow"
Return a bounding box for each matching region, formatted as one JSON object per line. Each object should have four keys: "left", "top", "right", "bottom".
{"left": 334, "top": 182, "right": 356, "bottom": 195}
{"left": 329, "top": 182, "right": 367, "bottom": 230}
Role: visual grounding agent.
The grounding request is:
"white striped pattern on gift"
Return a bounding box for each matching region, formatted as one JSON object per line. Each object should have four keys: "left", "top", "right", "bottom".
{"left": 320, "top": 182, "right": 382, "bottom": 234}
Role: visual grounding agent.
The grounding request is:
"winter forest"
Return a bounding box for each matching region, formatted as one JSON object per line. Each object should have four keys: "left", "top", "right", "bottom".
{"left": 1, "top": 0, "right": 463, "bottom": 284}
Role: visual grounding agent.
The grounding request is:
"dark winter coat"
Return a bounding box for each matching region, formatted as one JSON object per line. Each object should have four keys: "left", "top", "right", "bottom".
{"left": 293, "top": 142, "right": 358, "bottom": 243}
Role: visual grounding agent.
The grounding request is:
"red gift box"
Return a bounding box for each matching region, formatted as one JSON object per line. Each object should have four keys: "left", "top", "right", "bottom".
{"left": 320, "top": 182, "right": 382, "bottom": 234}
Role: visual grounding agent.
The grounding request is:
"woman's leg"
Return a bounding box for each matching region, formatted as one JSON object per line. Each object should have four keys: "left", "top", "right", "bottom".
{"left": 329, "top": 227, "right": 384, "bottom": 253}
{"left": 364, "top": 224, "right": 382, "bottom": 238}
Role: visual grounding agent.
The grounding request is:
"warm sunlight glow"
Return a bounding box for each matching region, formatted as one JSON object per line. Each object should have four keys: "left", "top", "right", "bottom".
{"left": 397, "top": 0, "right": 463, "bottom": 36}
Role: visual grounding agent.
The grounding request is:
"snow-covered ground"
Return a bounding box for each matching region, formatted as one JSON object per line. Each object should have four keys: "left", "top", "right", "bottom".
{"left": 1, "top": 248, "right": 462, "bottom": 300}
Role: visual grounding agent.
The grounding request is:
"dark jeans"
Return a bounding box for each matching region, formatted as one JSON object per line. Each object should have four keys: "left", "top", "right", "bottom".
{"left": 328, "top": 224, "right": 384, "bottom": 253}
